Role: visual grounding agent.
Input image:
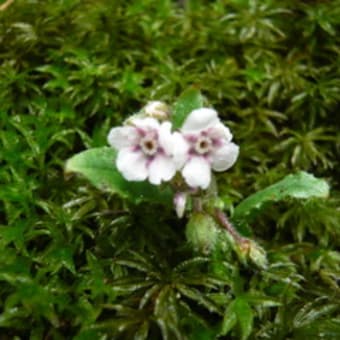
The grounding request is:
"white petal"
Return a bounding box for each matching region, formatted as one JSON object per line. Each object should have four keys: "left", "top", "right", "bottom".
{"left": 182, "top": 156, "right": 211, "bottom": 189}
{"left": 174, "top": 192, "right": 187, "bottom": 218}
{"left": 172, "top": 132, "right": 190, "bottom": 169}
{"left": 181, "top": 108, "right": 219, "bottom": 133}
{"left": 148, "top": 155, "right": 176, "bottom": 185}
{"left": 158, "top": 121, "right": 174, "bottom": 155}
{"left": 131, "top": 117, "right": 160, "bottom": 130}
{"left": 209, "top": 123, "right": 233, "bottom": 143}
{"left": 116, "top": 148, "right": 148, "bottom": 181}
{"left": 107, "top": 126, "right": 139, "bottom": 149}
{"left": 211, "top": 142, "right": 239, "bottom": 172}
{"left": 158, "top": 124, "right": 190, "bottom": 169}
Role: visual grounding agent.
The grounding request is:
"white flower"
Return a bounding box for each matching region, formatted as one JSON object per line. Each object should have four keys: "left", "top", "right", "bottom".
{"left": 144, "top": 101, "right": 169, "bottom": 120}
{"left": 179, "top": 108, "right": 239, "bottom": 189}
{"left": 108, "top": 118, "right": 178, "bottom": 185}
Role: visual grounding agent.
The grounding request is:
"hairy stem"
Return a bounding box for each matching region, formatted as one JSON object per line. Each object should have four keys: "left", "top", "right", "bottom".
{"left": 193, "top": 197, "right": 203, "bottom": 212}
{"left": 0, "top": 0, "right": 14, "bottom": 11}
{"left": 214, "top": 208, "right": 248, "bottom": 245}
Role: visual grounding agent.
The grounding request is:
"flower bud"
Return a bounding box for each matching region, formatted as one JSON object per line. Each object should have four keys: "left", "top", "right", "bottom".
{"left": 174, "top": 192, "right": 187, "bottom": 218}
{"left": 238, "top": 239, "right": 268, "bottom": 269}
{"left": 248, "top": 240, "right": 268, "bottom": 269}
{"left": 144, "top": 101, "right": 170, "bottom": 120}
{"left": 185, "top": 212, "right": 219, "bottom": 254}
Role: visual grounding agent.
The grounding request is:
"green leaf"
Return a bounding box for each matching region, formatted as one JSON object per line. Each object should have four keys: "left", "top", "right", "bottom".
{"left": 65, "top": 147, "right": 172, "bottom": 204}
{"left": 187, "top": 321, "right": 219, "bottom": 340}
{"left": 134, "top": 320, "right": 149, "bottom": 340}
{"left": 220, "top": 301, "right": 237, "bottom": 336}
{"left": 176, "top": 284, "right": 221, "bottom": 314}
{"left": 171, "top": 88, "right": 204, "bottom": 129}
{"left": 220, "top": 298, "right": 254, "bottom": 339}
{"left": 74, "top": 330, "right": 105, "bottom": 340}
{"left": 234, "top": 298, "right": 253, "bottom": 340}
{"left": 0, "top": 257, "right": 31, "bottom": 284}
{"left": 232, "top": 172, "right": 329, "bottom": 222}
{"left": 0, "top": 222, "right": 26, "bottom": 250}
{"left": 43, "top": 246, "right": 76, "bottom": 274}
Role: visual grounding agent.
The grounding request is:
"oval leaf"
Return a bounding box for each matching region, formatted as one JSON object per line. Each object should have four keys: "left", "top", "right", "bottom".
{"left": 65, "top": 147, "right": 172, "bottom": 204}
{"left": 232, "top": 172, "right": 329, "bottom": 222}
{"left": 171, "top": 88, "right": 204, "bottom": 129}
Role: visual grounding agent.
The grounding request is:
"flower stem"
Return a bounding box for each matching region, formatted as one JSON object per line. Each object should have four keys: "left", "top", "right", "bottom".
{"left": 214, "top": 208, "right": 248, "bottom": 245}
{"left": 0, "top": 0, "right": 14, "bottom": 11}
{"left": 193, "top": 197, "right": 203, "bottom": 212}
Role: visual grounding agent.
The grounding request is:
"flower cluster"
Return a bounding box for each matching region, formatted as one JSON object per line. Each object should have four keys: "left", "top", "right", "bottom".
{"left": 108, "top": 102, "right": 239, "bottom": 190}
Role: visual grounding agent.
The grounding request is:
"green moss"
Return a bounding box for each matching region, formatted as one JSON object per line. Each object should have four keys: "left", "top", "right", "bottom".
{"left": 0, "top": 0, "right": 339, "bottom": 338}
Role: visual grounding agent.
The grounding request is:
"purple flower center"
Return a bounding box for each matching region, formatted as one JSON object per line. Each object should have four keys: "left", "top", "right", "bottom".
{"left": 194, "top": 136, "right": 213, "bottom": 155}
{"left": 139, "top": 130, "right": 160, "bottom": 156}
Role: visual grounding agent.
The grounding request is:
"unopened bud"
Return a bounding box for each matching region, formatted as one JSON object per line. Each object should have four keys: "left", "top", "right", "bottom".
{"left": 174, "top": 192, "right": 187, "bottom": 218}
{"left": 248, "top": 240, "right": 268, "bottom": 269}
{"left": 185, "top": 212, "right": 219, "bottom": 254}
{"left": 144, "top": 101, "right": 170, "bottom": 120}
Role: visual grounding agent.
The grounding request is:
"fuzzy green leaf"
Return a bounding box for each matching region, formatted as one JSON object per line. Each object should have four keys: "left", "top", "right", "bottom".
{"left": 65, "top": 147, "right": 172, "bottom": 204}
{"left": 232, "top": 172, "right": 329, "bottom": 222}
{"left": 171, "top": 88, "right": 204, "bottom": 129}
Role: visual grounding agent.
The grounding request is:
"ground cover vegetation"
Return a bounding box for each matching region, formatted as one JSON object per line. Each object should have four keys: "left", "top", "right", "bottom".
{"left": 0, "top": 0, "right": 340, "bottom": 339}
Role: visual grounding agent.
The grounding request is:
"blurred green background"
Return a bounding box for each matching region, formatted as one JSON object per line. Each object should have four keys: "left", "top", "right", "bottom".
{"left": 0, "top": 0, "right": 339, "bottom": 339}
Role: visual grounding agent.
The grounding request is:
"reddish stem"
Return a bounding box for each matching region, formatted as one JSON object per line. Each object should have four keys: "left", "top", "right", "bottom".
{"left": 214, "top": 208, "right": 248, "bottom": 245}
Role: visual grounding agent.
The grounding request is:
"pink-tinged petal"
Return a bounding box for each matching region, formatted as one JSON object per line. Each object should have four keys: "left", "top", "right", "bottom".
{"left": 131, "top": 117, "right": 160, "bottom": 130}
{"left": 158, "top": 121, "right": 173, "bottom": 155}
{"left": 107, "top": 126, "right": 139, "bottom": 149}
{"left": 148, "top": 155, "right": 176, "bottom": 185}
{"left": 211, "top": 142, "right": 239, "bottom": 172}
{"left": 172, "top": 132, "right": 190, "bottom": 169}
{"left": 174, "top": 192, "right": 187, "bottom": 218}
{"left": 116, "top": 148, "right": 148, "bottom": 181}
{"left": 181, "top": 108, "right": 219, "bottom": 133}
{"left": 182, "top": 156, "right": 211, "bottom": 189}
{"left": 208, "top": 123, "right": 233, "bottom": 143}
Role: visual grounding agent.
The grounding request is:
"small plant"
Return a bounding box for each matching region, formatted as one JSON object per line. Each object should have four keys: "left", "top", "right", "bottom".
{"left": 66, "top": 89, "right": 331, "bottom": 338}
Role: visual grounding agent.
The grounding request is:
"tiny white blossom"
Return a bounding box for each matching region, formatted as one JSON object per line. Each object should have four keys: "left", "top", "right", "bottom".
{"left": 179, "top": 108, "right": 239, "bottom": 189}
{"left": 108, "top": 118, "right": 178, "bottom": 185}
{"left": 144, "top": 101, "right": 169, "bottom": 120}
